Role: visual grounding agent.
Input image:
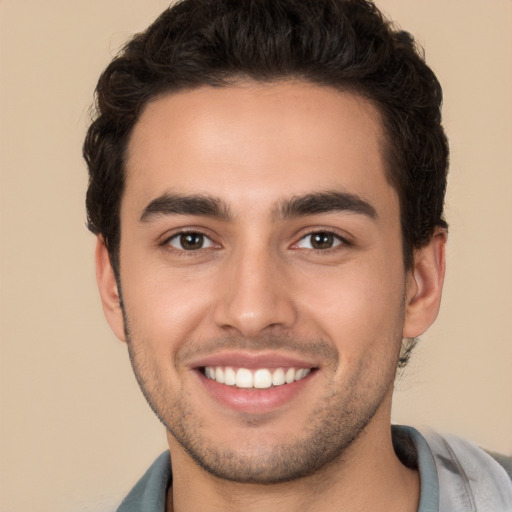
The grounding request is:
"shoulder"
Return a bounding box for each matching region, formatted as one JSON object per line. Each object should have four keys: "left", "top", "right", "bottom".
{"left": 485, "top": 449, "right": 512, "bottom": 480}
{"left": 116, "top": 451, "right": 172, "bottom": 512}
{"left": 423, "top": 430, "right": 512, "bottom": 481}
{"left": 422, "top": 430, "right": 512, "bottom": 512}
{"left": 393, "top": 426, "right": 512, "bottom": 512}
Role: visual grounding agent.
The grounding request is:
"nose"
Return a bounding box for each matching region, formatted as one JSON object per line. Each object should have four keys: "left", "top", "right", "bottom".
{"left": 213, "top": 245, "right": 297, "bottom": 337}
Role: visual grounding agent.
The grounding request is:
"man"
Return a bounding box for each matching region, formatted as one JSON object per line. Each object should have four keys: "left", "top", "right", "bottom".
{"left": 83, "top": 0, "right": 512, "bottom": 510}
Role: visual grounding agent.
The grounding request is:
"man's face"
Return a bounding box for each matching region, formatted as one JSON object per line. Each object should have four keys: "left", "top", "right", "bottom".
{"left": 103, "top": 82, "right": 420, "bottom": 482}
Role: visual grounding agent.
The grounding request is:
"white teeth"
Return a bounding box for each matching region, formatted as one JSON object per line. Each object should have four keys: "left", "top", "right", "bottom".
{"left": 203, "top": 366, "right": 312, "bottom": 389}
{"left": 215, "top": 366, "right": 225, "bottom": 384}
{"left": 253, "top": 369, "right": 272, "bottom": 389}
{"left": 272, "top": 368, "right": 285, "bottom": 386}
{"left": 224, "top": 367, "right": 236, "bottom": 386}
{"left": 295, "top": 368, "right": 310, "bottom": 381}
{"left": 235, "top": 368, "right": 253, "bottom": 388}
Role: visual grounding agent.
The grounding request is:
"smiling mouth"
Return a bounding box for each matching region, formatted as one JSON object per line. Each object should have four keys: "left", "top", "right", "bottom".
{"left": 201, "top": 366, "right": 314, "bottom": 389}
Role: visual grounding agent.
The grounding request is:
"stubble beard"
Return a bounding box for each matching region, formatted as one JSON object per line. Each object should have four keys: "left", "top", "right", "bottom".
{"left": 167, "top": 366, "right": 393, "bottom": 484}
{"left": 123, "top": 320, "right": 401, "bottom": 485}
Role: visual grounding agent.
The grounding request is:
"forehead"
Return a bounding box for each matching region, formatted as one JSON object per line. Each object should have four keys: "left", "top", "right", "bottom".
{"left": 124, "top": 81, "right": 396, "bottom": 219}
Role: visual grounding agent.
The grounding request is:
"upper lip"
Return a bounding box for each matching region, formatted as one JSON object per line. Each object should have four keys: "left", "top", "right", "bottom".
{"left": 187, "top": 351, "right": 320, "bottom": 370}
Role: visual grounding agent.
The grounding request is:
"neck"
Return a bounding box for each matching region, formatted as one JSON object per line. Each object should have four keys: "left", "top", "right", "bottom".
{"left": 166, "top": 409, "right": 420, "bottom": 512}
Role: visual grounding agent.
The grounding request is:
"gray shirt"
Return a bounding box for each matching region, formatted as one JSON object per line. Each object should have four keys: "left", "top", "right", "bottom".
{"left": 116, "top": 426, "right": 512, "bottom": 512}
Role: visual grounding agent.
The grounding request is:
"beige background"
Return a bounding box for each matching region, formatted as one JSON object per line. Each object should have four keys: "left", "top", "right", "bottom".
{"left": 1, "top": 0, "right": 511, "bottom": 510}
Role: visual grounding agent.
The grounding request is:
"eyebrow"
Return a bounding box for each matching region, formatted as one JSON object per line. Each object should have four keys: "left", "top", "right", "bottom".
{"left": 140, "top": 194, "right": 232, "bottom": 222}
{"left": 139, "top": 190, "right": 377, "bottom": 223}
{"left": 275, "top": 191, "right": 377, "bottom": 220}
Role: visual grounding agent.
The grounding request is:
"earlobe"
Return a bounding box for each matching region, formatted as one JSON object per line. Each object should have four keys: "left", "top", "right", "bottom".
{"left": 95, "top": 236, "right": 126, "bottom": 342}
{"left": 403, "top": 228, "right": 447, "bottom": 338}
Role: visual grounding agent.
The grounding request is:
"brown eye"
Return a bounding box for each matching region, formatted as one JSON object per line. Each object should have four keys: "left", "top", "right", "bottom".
{"left": 310, "top": 232, "right": 335, "bottom": 249}
{"left": 296, "top": 231, "right": 344, "bottom": 250}
{"left": 180, "top": 233, "right": 203, "bottom": 250}
{"left": 168, "top": 232, "right": 214, "bottom": 251}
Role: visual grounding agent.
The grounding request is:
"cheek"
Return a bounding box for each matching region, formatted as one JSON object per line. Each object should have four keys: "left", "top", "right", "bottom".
{"left": 120, "top": 257, "right": 215, "bottom": 348}
{"left": 294, "top": 258, "right": 405, "bottom": 354}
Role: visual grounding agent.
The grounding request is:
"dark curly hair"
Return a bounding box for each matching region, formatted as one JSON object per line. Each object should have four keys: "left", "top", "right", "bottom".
{"left": 84, "top": 0, "right": 448, "bottom": 276}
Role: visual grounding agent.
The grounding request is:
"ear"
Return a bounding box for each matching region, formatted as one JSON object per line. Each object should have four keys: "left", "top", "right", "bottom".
{"left": 403, "top": 228, "right": 447, "bottom": 338}
{"left": 95, "top": 236, "right": 126, "bottom": 342}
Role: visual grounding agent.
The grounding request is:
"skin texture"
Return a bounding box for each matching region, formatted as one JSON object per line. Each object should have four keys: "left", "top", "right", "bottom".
{"left": 96, "top": 81, "right": 446, "bottom": 512}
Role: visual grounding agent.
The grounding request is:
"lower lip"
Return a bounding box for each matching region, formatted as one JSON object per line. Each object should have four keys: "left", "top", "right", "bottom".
{"left": 197, "top": 371, "right": 314, "bottom": 414}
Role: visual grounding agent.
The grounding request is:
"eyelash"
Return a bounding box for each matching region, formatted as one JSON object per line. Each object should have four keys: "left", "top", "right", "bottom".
{"left": 293, "top": 230, "right": 350, "bottom": 252}
{"left": 162, "top": 230, "right": 218, "bottom": 252}
{"left": 161, "top": 229, "right": 350, "bottom": 254}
